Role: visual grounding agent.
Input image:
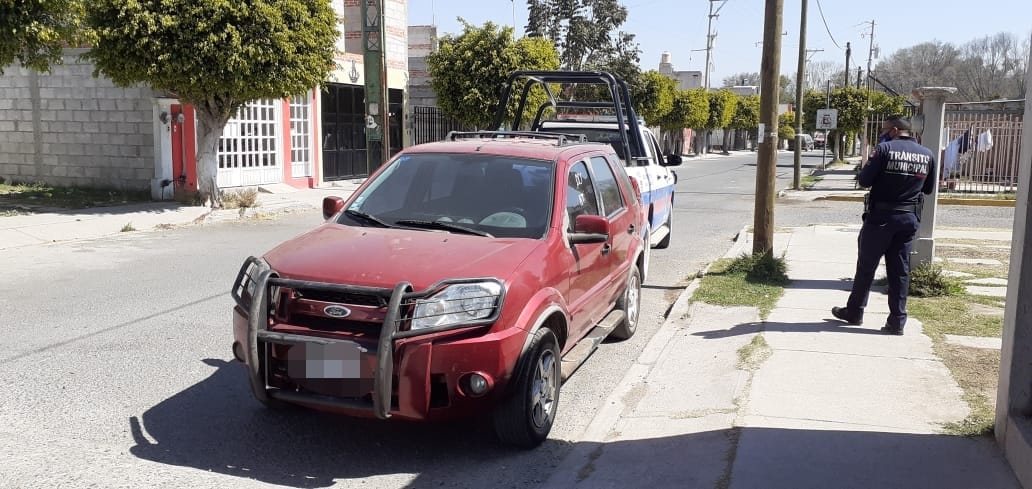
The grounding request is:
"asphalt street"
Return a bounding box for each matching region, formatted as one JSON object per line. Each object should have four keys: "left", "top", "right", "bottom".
{"left": 0, "top": 149, "right": 1014, "bottom": 488}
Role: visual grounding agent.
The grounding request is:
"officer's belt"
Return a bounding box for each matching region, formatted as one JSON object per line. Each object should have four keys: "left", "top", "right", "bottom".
{"left": 871, "top": 201, "right": 919, "bottom": 213}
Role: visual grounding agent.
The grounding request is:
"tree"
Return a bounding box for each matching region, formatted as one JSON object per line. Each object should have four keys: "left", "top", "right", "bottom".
{"left": 428, "top": 21, "right": 560, "bottom": 130}
{"left": 778, "top": 111, "right": 796, "bottom": 144}
{"left": 633, "top": 70, "right": 676, "bottom": 127}
{"left": 660, "top": 89, "right": 708, "bottom": 154}
{"left": 85, "top": 0, "right": 337, "bottom": 207}
{"left": 0, "top": 0, "right": 90, "bottom": 73}
{"left": 705, "top": 89, "right": 737, "bottom": 154}
{"left": 805, "top": 60, "right": 841, "bottom": 92}
{"left": 525, "top": 0, "right": 641, "bottom": 78}
{"left": 722, "top": 72, "right": 760, "bottom": 87}
{"left": 802, "top": 86, "right": 904, "bottom": 161}
{"left": 730, "top": 94, "right": 760, "bottom": 149}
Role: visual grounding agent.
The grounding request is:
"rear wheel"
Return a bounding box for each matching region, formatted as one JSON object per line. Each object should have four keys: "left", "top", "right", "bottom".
{"left": 610, "top": 266, "right": 641, "bottom": 341}
{"left": 493, "top": 328, "right": 560, "bottom": 448}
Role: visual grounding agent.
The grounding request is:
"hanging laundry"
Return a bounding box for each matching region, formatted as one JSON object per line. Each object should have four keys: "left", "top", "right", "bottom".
{"left": 977, "top": 130, "right": 993, "bottom": 152}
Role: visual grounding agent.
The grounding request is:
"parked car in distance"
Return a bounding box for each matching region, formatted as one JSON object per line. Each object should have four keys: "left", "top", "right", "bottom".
{"left": 813, "top": 132, "right": 826, "bottom": 149}
{"left": 231, "top": 131, "right": 647, "bottom": 448}
{"left": 788, "top": 133, "right": 814, "bottom": 151}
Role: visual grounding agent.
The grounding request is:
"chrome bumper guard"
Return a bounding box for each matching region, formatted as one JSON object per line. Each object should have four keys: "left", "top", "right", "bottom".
{"left": 232, "top": 256, "right": 503, "bottom": 420}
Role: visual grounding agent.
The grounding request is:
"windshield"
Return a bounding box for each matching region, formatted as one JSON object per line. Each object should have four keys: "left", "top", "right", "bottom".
{"left": 340, "top": 153, "right": 555, "bottom": 239}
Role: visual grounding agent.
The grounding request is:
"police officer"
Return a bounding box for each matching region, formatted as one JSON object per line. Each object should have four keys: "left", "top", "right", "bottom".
{"left": 832, "top": 116, "right": 937, "bottom": 335}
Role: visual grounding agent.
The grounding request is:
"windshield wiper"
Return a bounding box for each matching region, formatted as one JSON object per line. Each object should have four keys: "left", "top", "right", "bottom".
{"left": 394, "top": 219, "right": 494, "bottom": 238}
{"left": 344, "top": 209, "right": 392, "bottom": 228}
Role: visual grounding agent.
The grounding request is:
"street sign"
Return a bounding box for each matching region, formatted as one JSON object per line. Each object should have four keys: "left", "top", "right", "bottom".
{"left": 816, "top": 109, "right": 838, "bottom": 130}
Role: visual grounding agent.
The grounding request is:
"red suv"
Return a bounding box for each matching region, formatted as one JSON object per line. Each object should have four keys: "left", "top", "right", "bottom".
{"left": 231, "top": 132, "right": 647, "bottom": 447}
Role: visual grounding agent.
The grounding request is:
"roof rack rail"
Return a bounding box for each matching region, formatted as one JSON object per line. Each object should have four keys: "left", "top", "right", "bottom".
{"left": 445, "top": 130, "right": 588, "bottom": 145}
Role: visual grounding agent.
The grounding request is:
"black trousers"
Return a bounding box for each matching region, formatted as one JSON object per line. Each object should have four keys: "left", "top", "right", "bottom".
{"left": 847, "top": 211, "right": 920, "bottom": 328}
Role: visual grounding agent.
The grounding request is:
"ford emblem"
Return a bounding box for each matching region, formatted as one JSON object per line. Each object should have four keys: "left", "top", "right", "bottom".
{"left": 323, "top": 305, "right": 352, "bottom": 318}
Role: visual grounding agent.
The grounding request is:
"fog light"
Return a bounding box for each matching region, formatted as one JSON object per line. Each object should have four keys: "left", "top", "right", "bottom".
{"left": 469, "top": 374, "right": 488, "bottom": 395}
{"left": 460, "top": 372, "right": 493, "bottom": 397}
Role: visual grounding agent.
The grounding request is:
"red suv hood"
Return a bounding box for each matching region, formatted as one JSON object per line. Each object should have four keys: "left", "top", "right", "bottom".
{"left": 262, "top": 224, "right": 543, "bottom": 291}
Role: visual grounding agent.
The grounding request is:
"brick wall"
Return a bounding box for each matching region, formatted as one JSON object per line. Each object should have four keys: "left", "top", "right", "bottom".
{"left": 0, "top": 49, "right": 156, "bottom": 190}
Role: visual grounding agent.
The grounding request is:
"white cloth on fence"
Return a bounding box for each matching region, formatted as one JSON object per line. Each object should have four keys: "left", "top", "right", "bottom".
{"left": 977, "top": 130, "right": 993, "bottom": 152}
{"left": 943, "top": 137, "right": 962, "bottom": 176}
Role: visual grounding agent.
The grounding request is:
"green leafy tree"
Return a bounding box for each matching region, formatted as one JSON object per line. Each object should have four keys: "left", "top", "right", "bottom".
{"left": 525, "top": 0, "right": 641, "bottom": 81}
{"left": 427, "top": 20, "right": 560, "bottom": 130}
{"left": 731, "top": 95, "right": 761, "bottom": 130}
{"left": 706, "top": 90, "right": 738, "bottom": 154}
{"left": 801, "top": 86, "right": 905, "bottom": 160}
{"left": 706, "top": 90, "right": 737, "bottom": 130}
{"left": 632, "top": 70, "right": 676, "bottom": 127}
{"left": 778, "top": 112, "right": 796, "bottom": 143}
{"left": 730, "top": 95, "right": 760, "bottom": 150}
{"left": 659, "top": 89, "right": 708, "bottom": 154}
{"left": 85, "top": 0, "right": 337, "bottom": 207}
{"left": 0, "top": 0, "right": 90, "bottom": 73}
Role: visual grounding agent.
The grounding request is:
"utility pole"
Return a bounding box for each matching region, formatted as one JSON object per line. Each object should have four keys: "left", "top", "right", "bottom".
{"left": 754, "top": 0, "right": 784, "bottom": 255}
{"left": 844, "top": 41, "right": 851, "bottom": 87}
{"left": 792, "top": 0, "right": 808, "bottom": 190}
{"left": 856, "top": 67, "right": 863, "bottom": 88}
{"left": 860, "top": 20, "right": 876, "bottom": 161}
{"left": 362, "top": 0, "right": 389, "bottom": 174}
{"left": 699, "top": 0, "right": 726, "bottom": 156}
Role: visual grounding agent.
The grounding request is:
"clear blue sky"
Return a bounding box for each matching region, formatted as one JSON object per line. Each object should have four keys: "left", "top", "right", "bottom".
{"left": 411, "top": 0, "right": 1032, "bottom": 86}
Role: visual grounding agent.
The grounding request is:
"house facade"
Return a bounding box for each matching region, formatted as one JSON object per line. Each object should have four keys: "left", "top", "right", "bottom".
{"left": 0, "top": 0, "right": 409, "bottom": 200}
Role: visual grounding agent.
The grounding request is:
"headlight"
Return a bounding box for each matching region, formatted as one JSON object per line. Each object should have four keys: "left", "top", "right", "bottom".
{"left": 411, "top": 281, "right": 503, "bottom": 330}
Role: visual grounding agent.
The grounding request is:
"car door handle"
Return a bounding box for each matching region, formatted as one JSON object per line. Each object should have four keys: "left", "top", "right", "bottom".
{"left": 627, "top": 224, "right": 636, "bottom": 234}
{"left": 601, "top": 244, "right": 612, "bottom": 255}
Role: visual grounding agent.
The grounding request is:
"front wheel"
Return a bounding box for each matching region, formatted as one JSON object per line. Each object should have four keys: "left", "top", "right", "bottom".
{"left": 493, "top": 328, "right": 561, "bottom": 448}
{"left": 610, "top": 266, "right": 641, "bottom": 341}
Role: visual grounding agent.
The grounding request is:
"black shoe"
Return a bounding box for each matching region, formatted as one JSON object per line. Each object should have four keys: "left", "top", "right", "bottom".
{"left": 880, "top": 325, "right": 904, "bottom": 336}
{"left": 831, "top": 306, "right": 863, "bottom": 325}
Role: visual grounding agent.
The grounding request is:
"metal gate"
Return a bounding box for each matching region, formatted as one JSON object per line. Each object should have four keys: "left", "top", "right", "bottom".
{"left": 411, "top": 106, "right": 467, "bottom": 145}
{"left": 217, "top": 99, "right": 283, "bottom": 187}
{"left": 941, "top": 105, "right": 1024, "bottom": 194}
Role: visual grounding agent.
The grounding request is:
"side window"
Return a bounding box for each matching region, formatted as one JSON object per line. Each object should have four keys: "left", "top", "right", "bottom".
{"left": 649, "top": 131, "right": 665, "bottom": 165}
{"left": 589, "top": 156, "right": 625, "bottom": 217}
{"left": 566, "top": 161, "right": 600, "bottom": 230}
{"left": 639, "top": 129, "right": 658, "bottom": 166}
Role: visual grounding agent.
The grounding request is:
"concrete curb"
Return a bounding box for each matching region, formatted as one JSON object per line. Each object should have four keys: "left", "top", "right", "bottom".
{"left": 815, "top": 194, "right": 1016, "bottom": 207}
{"left": 571, "top": 224, "right": 747, "bottom": 444}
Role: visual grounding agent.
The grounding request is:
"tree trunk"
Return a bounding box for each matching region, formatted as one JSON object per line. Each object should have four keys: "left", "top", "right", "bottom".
{"left": 721, "top": 128, "right": 731, "bottom": 155}
{"left": 195, "top": 107, "right": 233, "bottom": 208}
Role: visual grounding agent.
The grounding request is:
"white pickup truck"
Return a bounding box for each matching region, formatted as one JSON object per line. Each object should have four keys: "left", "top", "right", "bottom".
{"left": 493, "top": 71, "right": 681, "bottom": 249}
{"left": 538, "top": 116, "right": 679, "bottom": 248}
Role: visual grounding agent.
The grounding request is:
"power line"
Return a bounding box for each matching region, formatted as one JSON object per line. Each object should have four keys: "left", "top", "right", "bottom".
{"left": 814, "top": 0, "right": 843, "bottom": 50}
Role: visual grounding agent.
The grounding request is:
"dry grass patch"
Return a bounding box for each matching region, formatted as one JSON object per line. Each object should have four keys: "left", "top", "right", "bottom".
{"left": 221, "top": 188, "right": 261, "bottom": 209}
{"left": 938, "top": 344, "right": 1000, "bottom": 436}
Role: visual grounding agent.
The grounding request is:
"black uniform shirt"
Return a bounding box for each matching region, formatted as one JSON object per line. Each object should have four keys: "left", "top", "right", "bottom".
{"left": 859, "top": 136, "right": 937, "bottom": 206}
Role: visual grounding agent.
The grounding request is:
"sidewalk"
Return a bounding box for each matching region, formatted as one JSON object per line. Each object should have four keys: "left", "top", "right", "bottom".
{"left": 544, "top": 224, "right": 1020, "bottom": 489}
{"left": 0, "top": 182, "right": 361, "bottom": 250}
{"left": 781, "top": 161, "right": 1017, "bottom": 207}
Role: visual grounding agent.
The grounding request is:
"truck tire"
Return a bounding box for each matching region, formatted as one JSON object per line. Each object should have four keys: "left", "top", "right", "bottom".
{"left": 493, "top": 328, "right": 560, "bottom": 448}
{"left": 610, "top": 266, "right": 641, "bottom": 340}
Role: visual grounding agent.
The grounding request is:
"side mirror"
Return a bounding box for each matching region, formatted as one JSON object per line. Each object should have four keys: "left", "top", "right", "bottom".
{"left": 322, "top": 196, "right": 345, "bottom": 220}
{"left": 569, "top": 215, "right": 610, "bottom": 244}
{"left": 664, "top": 154, "right": 683, "bottom": 166}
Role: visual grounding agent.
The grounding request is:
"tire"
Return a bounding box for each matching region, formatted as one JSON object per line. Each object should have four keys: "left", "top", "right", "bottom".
{"left": 610, "top": 266, "right": 641, "bottom": 341}
{"left": 654, "top": 205, "right": 672, "bottom": 249}
{"left": 493, "top": 328, "right": 561, "bottom": 448}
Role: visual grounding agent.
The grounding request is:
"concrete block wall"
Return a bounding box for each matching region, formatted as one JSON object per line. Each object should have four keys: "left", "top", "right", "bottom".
{"left": 0, "top": 49, "right": 156, "bottom": 190}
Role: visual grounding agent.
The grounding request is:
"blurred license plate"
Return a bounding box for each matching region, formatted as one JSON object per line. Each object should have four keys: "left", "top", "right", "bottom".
{"left": 287, "top": 341, "right": 366, "bottom": 379}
